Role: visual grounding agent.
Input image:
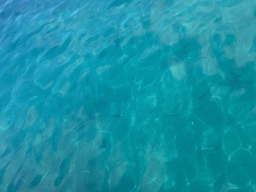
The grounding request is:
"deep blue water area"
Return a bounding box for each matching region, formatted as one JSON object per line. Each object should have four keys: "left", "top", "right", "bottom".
{"left": 1, "top": 0, "right": 256, "bottom": 191}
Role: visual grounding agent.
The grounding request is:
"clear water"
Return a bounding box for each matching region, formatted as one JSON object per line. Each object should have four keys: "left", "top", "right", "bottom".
{"left": 0, "top": 0, "right": 256, "bottom": 191}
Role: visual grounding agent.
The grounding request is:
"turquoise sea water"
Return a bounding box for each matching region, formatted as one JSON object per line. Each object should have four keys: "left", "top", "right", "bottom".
{"left": 1, "top": 0, "right": 256, "bottom": 191}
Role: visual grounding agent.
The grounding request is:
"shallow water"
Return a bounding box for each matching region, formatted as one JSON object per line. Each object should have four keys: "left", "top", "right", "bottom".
{"left": 1, "top": 0, "right": 256, "bottom": 191}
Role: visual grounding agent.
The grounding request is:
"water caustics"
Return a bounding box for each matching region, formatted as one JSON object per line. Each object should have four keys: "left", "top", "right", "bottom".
{"left": 1, "top": 0, "right": 256, "bottom": 192}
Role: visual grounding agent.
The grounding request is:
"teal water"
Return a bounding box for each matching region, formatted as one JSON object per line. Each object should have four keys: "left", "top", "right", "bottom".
{"left": 0, "top": 0, "right": 256, "bottom": 191}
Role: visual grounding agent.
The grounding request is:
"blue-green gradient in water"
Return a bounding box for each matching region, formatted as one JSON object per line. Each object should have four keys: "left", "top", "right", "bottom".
{"left": 1, "top": 0, "right": 256, "bottom": 191}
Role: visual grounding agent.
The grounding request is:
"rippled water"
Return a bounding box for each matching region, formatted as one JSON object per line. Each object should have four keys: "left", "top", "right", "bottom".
{"left": 1, "top": 0, "right": 256, "bottom": 191}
